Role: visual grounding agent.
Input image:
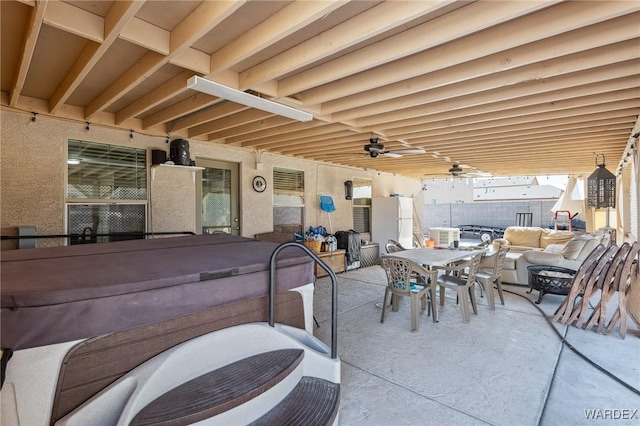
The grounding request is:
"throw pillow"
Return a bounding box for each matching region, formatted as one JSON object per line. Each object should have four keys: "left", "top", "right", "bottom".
{"left": 562, "top": 237, "right": 588, "bottom": 260}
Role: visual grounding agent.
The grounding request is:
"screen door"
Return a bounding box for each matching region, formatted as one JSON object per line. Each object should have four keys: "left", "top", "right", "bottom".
{"left": 197, "top": 159, "right": 240, "bottom": 236}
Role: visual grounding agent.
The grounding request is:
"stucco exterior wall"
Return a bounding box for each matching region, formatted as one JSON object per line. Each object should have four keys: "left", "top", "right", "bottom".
{"left": 1, "top": 110, "right": 66, "bottom": 237}
{"left": 150, "top": 165, "right": 198, "bottom": 234}
{"left": 1, "top": 109, "right": 423, "bottom": 243}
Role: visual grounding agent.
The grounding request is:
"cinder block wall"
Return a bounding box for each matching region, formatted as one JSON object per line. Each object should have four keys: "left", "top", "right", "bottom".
{"left": 423, "top": 200, "right": 559, "bottom": 232}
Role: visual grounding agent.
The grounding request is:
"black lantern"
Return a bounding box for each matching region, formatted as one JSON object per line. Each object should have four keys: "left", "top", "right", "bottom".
{"left": 587, "top": 154, "right": 616, "bottom": 209}
{"left": 344, "top": 180, "right": 354, "bottom": 200}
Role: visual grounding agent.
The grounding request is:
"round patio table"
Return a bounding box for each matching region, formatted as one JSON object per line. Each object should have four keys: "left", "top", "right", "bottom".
{"left": 527, "top": 265, "right": 576, "bottom": 304}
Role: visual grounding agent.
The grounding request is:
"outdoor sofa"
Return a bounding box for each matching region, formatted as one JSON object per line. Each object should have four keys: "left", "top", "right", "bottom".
{"left": 487, "top": 226, "right": 607, "bottom": 285}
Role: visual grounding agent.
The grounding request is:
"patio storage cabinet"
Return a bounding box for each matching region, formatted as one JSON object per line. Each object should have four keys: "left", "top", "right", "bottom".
{"left": 315, "top": 249, "right": 346, "bottom": 277}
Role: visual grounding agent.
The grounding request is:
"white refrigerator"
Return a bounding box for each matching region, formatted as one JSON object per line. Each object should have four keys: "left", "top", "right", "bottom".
{"left": 372, "top": 197, "right": 413, "bottom": 255}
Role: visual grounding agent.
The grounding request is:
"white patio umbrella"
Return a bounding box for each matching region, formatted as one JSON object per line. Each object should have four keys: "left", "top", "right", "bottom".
{"left": 551, "top": 175, "right": 586, "bottom": 229}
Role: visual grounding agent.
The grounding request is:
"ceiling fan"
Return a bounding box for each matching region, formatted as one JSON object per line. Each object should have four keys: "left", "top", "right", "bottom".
{"left": 362, "top": 137, "right": 426, "bottom": 158}
{"left": 448, "top": 163, "right": 466, "bottom": 176}
{"left": 322, "top": 137, "right": 426, "bottom": 159}
{"left": 425, "top": 162, "right": 492, "bottom": 178}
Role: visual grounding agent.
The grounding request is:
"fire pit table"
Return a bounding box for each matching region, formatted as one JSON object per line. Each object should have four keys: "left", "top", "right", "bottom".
{"left": 527, "top": 265, "right": 576, "bottom": 304}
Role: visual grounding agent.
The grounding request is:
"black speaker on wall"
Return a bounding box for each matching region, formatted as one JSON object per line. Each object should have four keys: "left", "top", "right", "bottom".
{"left": 151, "top": 149, "right": 167, "bottom": 165}
{"left": 170, "top": 138, "right": 190, "bottom": 165}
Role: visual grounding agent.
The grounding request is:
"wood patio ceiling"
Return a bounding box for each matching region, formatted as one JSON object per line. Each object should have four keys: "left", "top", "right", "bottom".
{"left": 2, "top": 0, "right": 639, "bottom": 178}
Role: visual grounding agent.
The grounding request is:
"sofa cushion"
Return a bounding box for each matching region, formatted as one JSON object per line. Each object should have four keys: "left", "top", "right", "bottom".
{"left": 544, "top": 243, "right": 565, "bottom": 254}
{"left": 523, "top": 250, "right": 565, "bottom": 266}
{"left": 576, "top": 234, "right": 604, "bottom": 260}
{"left": 502, "top": 253, "right": 518, "bottom": 270}
{"left": 504, "top": 227, "right": 544, "bottom": 248}
{"left": 540, "top": 230, "right": 574, "bottom": 248}
{"left": 562, "top": 237, "right": 588, "bottom": 260}
{"left": 480, "top": 251, "right": 518, "bottom": 272}
{"left": 506, "top": 245, "right": 543, "bottom": 254}
{"left": 560, "top": 233, "right": 606, "bottom": 261}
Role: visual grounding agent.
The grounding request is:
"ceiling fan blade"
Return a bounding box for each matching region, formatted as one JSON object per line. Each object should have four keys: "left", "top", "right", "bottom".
{"left": 381, "top": 152, "right": 403, "bottom": 158}
{"left": 387, "top": 148, "right": 426, "bottom": 155}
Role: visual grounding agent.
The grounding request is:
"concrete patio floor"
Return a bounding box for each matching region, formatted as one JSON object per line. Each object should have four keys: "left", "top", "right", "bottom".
{"left": 312, "top": 265, "right": 640, "bottom": 426}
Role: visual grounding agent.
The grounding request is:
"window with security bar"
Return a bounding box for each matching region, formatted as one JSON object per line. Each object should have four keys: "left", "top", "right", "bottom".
{"left": 273, "top": 168, "right": 304, "bottom": 231}
{"left": 67, "top": 204, "right": 146, "bottom": 244}
{"left": 67, "top": 139, "right": 147, "bottom": 244}
{"left": 352, "top": 179, "right": 372, "bottom": 234}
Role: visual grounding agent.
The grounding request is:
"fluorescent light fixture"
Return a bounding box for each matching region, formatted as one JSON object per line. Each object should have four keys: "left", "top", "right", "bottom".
{"left": 67, "top": 158, "right": 80, "bottom": 165}
{"left": 187, "top": 76, "right": 313, "bottom": 122}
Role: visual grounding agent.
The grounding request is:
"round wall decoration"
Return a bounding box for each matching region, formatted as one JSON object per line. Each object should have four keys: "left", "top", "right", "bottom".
{"left": 252, "top": 175, "right": 267, "bottom": 192}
